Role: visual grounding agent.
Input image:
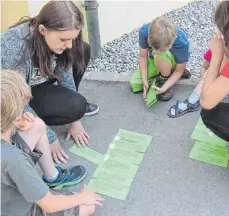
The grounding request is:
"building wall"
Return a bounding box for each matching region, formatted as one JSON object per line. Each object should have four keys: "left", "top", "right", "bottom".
{"left": 1, "top": 0, "right": 89, "bottom": 42}
{"left": 1, "top": 0, "right": 29, "bottom": 32}
{"left": 98, "top": 0, "right": 192, "bottom": 45}
{"left": 1, "top": 0, "right": 192, "bottom": 45}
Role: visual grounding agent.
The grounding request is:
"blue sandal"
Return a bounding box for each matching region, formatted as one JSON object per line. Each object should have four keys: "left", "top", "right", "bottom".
{"left": 168, "top": 99, "right": 201, "bottom": 118}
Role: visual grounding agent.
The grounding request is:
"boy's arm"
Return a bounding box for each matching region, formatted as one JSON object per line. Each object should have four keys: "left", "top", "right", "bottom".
{"left": 201, "top": 35, "right": 228, "bottom": 109}
{"left": 139, "top": 48, "right": 148, "bottom": 84}
{"left": 36, "top": 192, "right": 83, "bottom": 213}
{"left": 36, "top": 187, "right": 103, "bottom": 214}
{"left": 8, "top": 157, "right": 103, "bottom": 214}
{"left": 139, "top": 48, "right": 149, "bottom": 99}
{"left": 201, "top": 57, "right": 229, "bottom": 109}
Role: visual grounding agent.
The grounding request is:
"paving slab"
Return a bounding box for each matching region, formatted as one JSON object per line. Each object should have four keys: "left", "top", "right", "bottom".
{"left": 52, "top": 80, "right": 229, "bottom": 216}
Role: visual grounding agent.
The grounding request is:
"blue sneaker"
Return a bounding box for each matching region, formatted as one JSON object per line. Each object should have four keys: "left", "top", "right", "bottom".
{"left": 43, "top": 166, "right": 87, "bottom": 189}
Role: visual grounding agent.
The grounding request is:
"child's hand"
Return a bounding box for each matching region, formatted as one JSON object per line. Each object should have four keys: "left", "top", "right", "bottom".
{"left": 151, "top": 85, "right": 166, "bottom": 95}
{"left": 16, "top": 112, "right": 35, "bottom": 131}
{"left": 209, "top": 35, "right": 225, "bottom": 62}
{"left": 79, "top": 185, "right": 104, "bottom": 207}
{"left": 143, "top": 81, "right": 149, "bottom": 100}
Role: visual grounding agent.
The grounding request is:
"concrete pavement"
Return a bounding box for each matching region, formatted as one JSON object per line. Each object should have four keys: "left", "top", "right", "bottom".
{"left": 53, "top": 80, "right": 229, "bottom": 216}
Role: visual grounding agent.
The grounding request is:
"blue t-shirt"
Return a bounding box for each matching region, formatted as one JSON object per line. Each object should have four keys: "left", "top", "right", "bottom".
{"left": 139, "top": 23, "right": 190, "bottom": 64}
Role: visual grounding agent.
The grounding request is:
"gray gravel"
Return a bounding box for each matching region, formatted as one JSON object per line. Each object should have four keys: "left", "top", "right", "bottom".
{"left": 86, "top": 0, "right": 219, "bottom": 78}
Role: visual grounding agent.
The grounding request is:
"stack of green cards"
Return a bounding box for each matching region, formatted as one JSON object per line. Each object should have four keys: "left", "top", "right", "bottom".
{"left": 190, "top": 141, "right": 228, "bottom": 167}
{"left": 189, "top": 118, "right": 228, "bottom": 167}
{"left": 88, "top": 129, "right": 152, "bottom": 200}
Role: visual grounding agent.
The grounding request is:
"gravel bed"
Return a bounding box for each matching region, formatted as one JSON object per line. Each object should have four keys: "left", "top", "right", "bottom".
{"left": 86, "top": 0, "right": 219, "bottom": 78}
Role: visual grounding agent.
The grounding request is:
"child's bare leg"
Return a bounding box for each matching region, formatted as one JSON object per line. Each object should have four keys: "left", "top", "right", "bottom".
{"left": 18, "top": 118, "right": 58, "bottom": 178}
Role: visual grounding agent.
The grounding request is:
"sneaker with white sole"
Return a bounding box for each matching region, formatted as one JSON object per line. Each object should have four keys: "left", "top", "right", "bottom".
{"left": 43, "top": 165, "right": 87, "bottom": 189}
{"left": 84, "top": 103, "right": 99, "bottom": 116}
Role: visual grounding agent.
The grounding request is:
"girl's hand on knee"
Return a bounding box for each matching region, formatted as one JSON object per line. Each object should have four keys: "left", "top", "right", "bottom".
{"left": 66, "top": 121, "right": 90, "bottom": 147}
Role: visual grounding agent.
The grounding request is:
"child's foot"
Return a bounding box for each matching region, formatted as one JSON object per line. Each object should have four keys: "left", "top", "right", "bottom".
{"left": 168, "top": 99, "right": 201, "bottom": 118}
{"left": 156, "top": 76, "right": 174, "bottom": 101}
{"left": 181, "top": 68, "right": 191, "bottom": 79}
{"left": 43, "top": 166, "right": 87, "bottom": 189}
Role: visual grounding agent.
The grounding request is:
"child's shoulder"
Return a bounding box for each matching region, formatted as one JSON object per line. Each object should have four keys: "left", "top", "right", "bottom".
{"left": 139, "top": 23, "right": 150, "bottom": 36}
{"left": 1, "top": 140, "right": 30, "bottom": 172}
{"left": 176, "top": 27, "right": 189, "bottom": 40}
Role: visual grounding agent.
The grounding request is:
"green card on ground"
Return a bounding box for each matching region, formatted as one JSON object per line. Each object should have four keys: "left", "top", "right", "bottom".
{"left": 195, "top": 119, "right": 208, "bottom": 130}
{"left": 146, "top": 79, "right": 157, "bottom": 107}
{"left": 69, "top": 145, "right": 104, "bottom": 165}
{"left": 116, "top": 129, "right": 152, "bottom": 145}
{"left": 191, "top": 129, "right": 227, "bottom": 148}
{"left": 109, "top": 139, "right": 150, "bottom": 153}
{"left": 89, "top": 156, "right": 139, "bottom": 200}
{"left": 88, "top": 129, "right": 152, "bottom": 200}
{"left": 189, "top": 141, "right": 229, "bottom": 167}
{"left": 105, "top": 148, "right": 145, "bottom": 164}
{"left": 92, "top": 158, "right": 139, "bottom": 179}
{"left": 88, "top": 178, "right": 131, "bottom": 200}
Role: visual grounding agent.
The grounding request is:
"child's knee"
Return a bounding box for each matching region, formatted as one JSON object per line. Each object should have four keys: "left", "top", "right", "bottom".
{"left": 33, "top": 118, "right": 46, "bottom": 134}
{"left": 154, "top": 58, "right": 173, "bottom": 77}
{"left": 79, "top": 205, "right": 95, "bottom": 216}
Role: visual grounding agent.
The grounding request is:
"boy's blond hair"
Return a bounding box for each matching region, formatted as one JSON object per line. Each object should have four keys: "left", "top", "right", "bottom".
{"left": 1, "top": 70, "right": 32, "bottom": 132}
{"left": 148, "top": 17, "right": 177, "bottom": 52}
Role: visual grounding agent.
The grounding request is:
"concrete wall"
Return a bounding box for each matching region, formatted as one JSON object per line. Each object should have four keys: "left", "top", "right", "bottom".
{"left": 1, "top": 0, "right": 191, "bottom": 45}
{"left": 98, "top": 0, "right": 191, "bottom": 45}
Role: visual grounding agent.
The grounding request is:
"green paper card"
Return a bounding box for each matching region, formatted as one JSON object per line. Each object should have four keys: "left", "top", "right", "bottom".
{"left": 146, "top": 80, "right": 157, "bottom": 107}
{"left": 92, "top": 156, "right": 139, "bottom": 179}
{"left": 105, "top": 148, "right": 145, "bottom": 164}
{"left": 88, "top": 178, "right": 131, "bottom": 200}
{"left": 189, "top": 141, "right": 229, "bottom": 167}
{"left": 92, "top": 171, "right": 134, "bottom": 185}
{"left": 116, "top": 129, "right": 152, "bottom": 146}
{"left": 89, "top": 156, "right": 139, "bottom": 200}
{"left": 191, "top": 129, "right": 227, "bottom": 148}
{"left": 195, "top": 119, "right": 210, "bottom": 132}
{"left": 69, "top": 145, "right": 104, "bottom": 165}
{"left": 109, "top": 139, "right": 150, "bottom": 153}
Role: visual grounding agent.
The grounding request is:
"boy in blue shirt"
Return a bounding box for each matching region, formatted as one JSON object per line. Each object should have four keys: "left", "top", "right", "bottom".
{"left": 130, "top": 16, "right": 190, "bottom": 101}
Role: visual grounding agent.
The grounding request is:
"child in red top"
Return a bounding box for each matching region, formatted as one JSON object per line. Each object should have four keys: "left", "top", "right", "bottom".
{"left": 221, "top": 60, "right": 229, "bottom": 78}
{"left": 167, "top": 48, "right": 227, "bottom": 118}
{"left": 200, "top": 1, "right": 229, "bottom": 150}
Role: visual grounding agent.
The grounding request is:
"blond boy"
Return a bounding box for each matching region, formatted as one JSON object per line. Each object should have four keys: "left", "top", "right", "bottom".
{"left": 130, "top": 17, "right": 190, "bottom": 101}
{"left": 1, "top": 70, "right": 103, "bottom": 216}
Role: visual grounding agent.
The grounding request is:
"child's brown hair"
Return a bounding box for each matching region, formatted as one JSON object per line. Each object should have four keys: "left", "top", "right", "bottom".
{"left": 1, "top": 70, "right": 32, "bottom": 133}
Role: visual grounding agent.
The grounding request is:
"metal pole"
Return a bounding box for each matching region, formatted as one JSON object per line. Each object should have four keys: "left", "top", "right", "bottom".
{"left": 84, "top": 0, "right": 101, "bottom": 59}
